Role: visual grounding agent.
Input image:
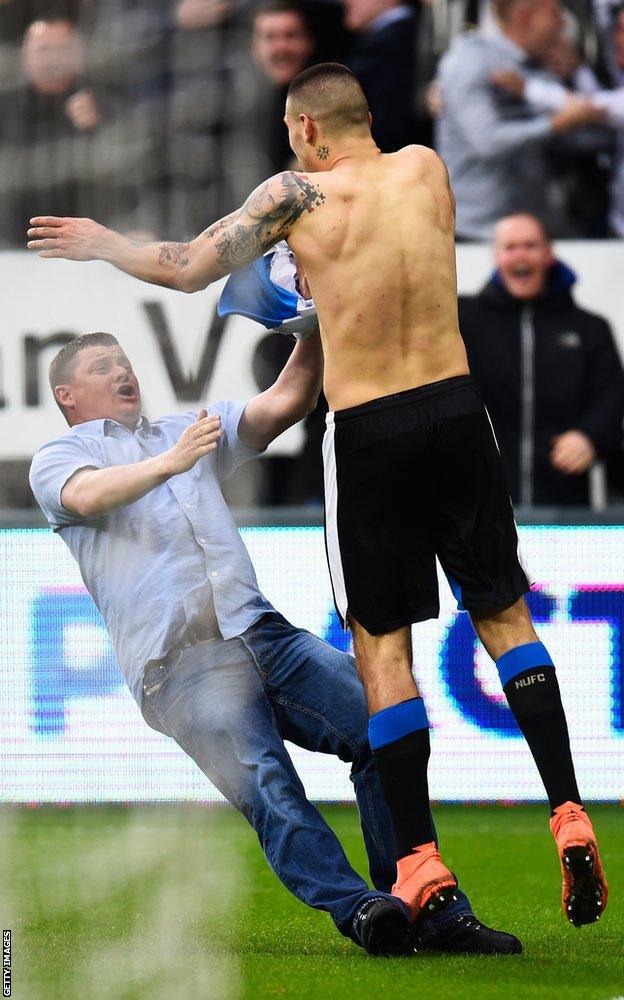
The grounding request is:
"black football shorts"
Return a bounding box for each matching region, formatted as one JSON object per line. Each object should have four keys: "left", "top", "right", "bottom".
{"left": 322, "top": 375, "right": 530, "bottom": 634}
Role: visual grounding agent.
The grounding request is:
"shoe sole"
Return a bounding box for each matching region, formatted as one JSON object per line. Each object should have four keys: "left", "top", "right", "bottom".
{"left": 365, "top": 907, "right": 411, "bottom": 957}
{"left": 562, "top": 846, "right": 605, "bottom": 927}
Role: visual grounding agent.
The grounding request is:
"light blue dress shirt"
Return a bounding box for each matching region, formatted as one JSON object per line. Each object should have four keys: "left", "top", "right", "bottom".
{"left": 29, "top": 401, "right": 275, "bottom": 706}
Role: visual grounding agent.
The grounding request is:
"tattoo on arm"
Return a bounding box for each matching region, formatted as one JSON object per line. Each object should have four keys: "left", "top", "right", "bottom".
{"left": 158, "top": 242, "right": 190, "bottom": 268}
{"left": 204, "top": 173, "right": 325, "bottom": 271}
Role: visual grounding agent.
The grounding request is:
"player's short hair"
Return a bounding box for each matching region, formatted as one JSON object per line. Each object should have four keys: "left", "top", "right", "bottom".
{"left": 49, "top": 332, "right": 119, "bottom": 419}
{"left": 286, "top": 63, "right": 369, "bottom": 134}
{"left": 252, "top": 0, "right": 310, "bottom": 30}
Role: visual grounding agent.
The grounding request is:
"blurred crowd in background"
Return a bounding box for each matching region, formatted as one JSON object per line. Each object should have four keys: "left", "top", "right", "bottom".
{"left": 3, "top": 0, "right": 624, "bottom": 512}
{"left": 5, "top": 0, "right": 624, "bottom": 244}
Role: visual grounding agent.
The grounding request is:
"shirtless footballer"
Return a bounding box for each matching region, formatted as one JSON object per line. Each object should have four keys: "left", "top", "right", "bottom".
{"left": 27, "top": 62, "right": 607, "bottom": 930}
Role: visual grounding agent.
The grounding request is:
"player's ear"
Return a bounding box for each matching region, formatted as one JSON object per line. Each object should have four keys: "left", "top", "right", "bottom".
{"left": 300, "top": 113, "right": 315, "bottom": 145}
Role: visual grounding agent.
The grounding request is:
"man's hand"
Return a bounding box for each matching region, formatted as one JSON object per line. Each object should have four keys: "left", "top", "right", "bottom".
{"left": 550, "top": 430, "right": 596, "bottom": 475}
{"left": 27, "top": 216, "right": 115, "bottom": 260}
{"left": 65, "top": 88, "right": 101, "bottom": 131}
{"left": 163, "top": 411, "right": 222, "bottom": 475}
{"left": 491, "top": 70, "right": 526, "bottom": 99}
{"left": 551, "top": 97, "right": 606, "bottom": 133}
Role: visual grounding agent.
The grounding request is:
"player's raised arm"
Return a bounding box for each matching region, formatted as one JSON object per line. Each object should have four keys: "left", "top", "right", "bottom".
{"left": 26, "top": 171, "right": 325, "bottom": 293}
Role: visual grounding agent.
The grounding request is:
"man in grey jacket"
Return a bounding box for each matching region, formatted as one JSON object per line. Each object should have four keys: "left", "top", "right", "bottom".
{"left": 435, "top": 0, "right": 605, "bottom": 240}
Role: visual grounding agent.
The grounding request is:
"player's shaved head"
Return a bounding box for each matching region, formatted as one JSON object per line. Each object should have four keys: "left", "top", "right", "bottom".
{"left": 286, "top": 63, "right": 370, "bottom": 134}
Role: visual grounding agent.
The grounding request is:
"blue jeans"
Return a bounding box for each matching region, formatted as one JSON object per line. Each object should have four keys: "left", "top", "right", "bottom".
{"left": 140, "top": 611, "right": 472, "bottom": 941}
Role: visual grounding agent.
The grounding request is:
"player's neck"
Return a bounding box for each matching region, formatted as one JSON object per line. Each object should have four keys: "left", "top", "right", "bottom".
{"left": 319, "top": 136, "right": 380, "bottom": 172}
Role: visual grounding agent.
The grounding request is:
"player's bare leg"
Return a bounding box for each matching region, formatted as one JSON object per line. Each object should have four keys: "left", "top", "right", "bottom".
{"left": 350, "top": 617, "right": 457, "bottom": 922}
{"left": 471, "top": 597, "right": 608, "bottom": 926}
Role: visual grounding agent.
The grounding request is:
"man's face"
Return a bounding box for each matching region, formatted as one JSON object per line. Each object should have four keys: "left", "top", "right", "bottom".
{"left": 252, "top": 11, "right": 313, "bottom": 86}
{"left": 523, "top": 0, "right": 564, "bottom": 59}
{"left": 494, "top": 216, "right": 555, "bottom": 300}
{"left": 22, "top": 19, "right": 83, "bottom": 96}
{"left": 57, "top": 345, "right": 142, "bottom": 428}
{"left": 613, "top": 11, "right": 624, "bottom": 71}
{"left": 343, "top": 0, "right": 387, "bottom": 32}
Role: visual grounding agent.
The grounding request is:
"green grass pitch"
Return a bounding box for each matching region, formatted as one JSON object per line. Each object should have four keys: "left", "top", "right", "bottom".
{"left": 2, "top": 803, "right": 622, "bottom": 999}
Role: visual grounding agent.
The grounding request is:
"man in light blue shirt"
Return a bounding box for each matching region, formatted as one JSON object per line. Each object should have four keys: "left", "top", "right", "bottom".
{"left": 30, "top": 331, "right": 521, "bottom": 956}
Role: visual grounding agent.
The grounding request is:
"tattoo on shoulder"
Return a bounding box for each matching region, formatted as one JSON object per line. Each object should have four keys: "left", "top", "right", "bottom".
{"left": 205, "top": 173, "right": 325, "bottom": 271}
{"left": 158, "top": 242, "right": 190, "bottom": 268}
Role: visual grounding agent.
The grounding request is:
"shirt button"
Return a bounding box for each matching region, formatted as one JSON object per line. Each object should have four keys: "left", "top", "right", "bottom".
{"left": 211, "top": 571, "right": 218, "bottom": 578}
{"left": 198, "top": 537, "right": 206, "bottom": 544}
{"left": 185, "top": 503, "right": 192, "bottom": 509}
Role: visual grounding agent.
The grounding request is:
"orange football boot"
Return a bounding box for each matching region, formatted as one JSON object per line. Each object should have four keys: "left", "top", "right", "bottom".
{"left": 550, "top": 801, "right": 608, "bottom": 926}
{"left": 392, "top": 841, "right": 458, "bottom": 922}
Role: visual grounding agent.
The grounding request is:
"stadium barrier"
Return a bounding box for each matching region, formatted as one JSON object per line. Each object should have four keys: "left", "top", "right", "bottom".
{"left": 1, "top": 522, "right": 623, "bottom": 803}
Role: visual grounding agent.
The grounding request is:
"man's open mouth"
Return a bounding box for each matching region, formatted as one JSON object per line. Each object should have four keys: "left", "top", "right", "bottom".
{"left": 118, "top": 384, "right": 137, "bottom": 399}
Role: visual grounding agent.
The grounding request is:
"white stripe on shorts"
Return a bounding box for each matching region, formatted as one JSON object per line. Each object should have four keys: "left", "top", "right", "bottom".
{"left": 322, "top": 412, "right": 349, "bottom": 624}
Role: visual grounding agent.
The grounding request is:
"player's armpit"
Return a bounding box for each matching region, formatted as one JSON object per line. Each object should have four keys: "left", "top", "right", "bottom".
{"left": 182, "top": 172, "right": 325, "bottom": 290}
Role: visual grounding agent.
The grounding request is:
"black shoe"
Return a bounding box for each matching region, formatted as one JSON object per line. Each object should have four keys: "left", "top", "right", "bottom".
{"left": 354, "top": 898, "right": 411, "bottom": 956}
{"left": 411, "top": 915, "right": 522, "bottom": 955}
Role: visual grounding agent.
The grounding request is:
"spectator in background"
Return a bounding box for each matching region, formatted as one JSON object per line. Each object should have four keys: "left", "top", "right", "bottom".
{"left": 165, "top": 0, "right": 237, "bottom": 239}
{"left": 251, "top": 0, "right": 315, "bottom": 172}
{"left": 435, "top": 0, "right": 607, "bottom": 240}
{"left": 0, "top": 14, "right": 147, "bottom": 246}
{"left": 0, "top": 17, "right": 101, "bottom": 247}
{"left": 493, "top": 6, "right": 624, "bottom": 235}
{"left": 343, "top": 0, "right": 419, "bottom": 151}
{"left": 459, "top": 213, "right": 624, "bottom": 507}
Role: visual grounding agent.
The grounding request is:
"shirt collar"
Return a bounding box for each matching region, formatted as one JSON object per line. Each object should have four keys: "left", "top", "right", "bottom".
{"left": 70, "top": 415, "right": 152, "bottom": 437}
{"left": 366, "top": 4, "right": 412, "bottom": 34}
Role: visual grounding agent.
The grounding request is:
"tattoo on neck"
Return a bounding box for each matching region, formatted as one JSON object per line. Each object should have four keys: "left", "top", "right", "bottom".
{"left": 158, "top": 242, "right": 190, "bottom": 268}
{"left": 209, "top": 172, "right": 326, "bottom": 271}
{"left": 317, "top": 145, "right": 330, "bottom": 161}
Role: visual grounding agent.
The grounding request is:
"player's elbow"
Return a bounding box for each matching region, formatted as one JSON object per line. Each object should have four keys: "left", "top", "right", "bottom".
{"left": 176, "top": 269, "right": 210, "bottom": 294}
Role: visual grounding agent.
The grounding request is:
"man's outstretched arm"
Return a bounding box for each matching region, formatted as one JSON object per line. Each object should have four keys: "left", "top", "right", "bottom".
{"left": 27, "top": 171, "right": 325, "bottom": 293}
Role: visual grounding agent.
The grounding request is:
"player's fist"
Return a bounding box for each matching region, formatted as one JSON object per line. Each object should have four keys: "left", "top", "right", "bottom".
{"left": 27, "top": 216, "right": 111, "bottom": 260}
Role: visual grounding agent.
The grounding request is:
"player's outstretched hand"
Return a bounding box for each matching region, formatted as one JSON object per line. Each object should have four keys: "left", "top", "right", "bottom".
{"left": 165, "top": 410, "right": 222, "bottom": 475}
{"left": 27, "top": 216, "right": 112, "bottom": 260}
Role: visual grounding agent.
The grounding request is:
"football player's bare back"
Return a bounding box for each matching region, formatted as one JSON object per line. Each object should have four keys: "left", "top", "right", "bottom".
{"left": 287, "top": 143, "right": 468, "bottom": 410}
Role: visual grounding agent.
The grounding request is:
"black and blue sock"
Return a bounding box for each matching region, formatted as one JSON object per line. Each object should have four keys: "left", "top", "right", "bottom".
{"left": 496, "top": 641, "right": 581, "bottom": 811}
{"left": 369, "top": 697, "right": 436, "bottom": 859}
